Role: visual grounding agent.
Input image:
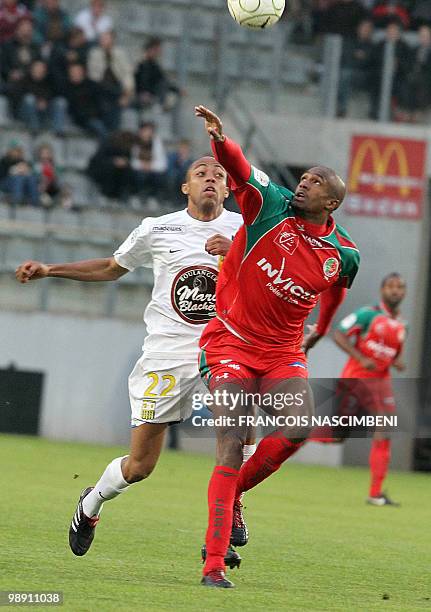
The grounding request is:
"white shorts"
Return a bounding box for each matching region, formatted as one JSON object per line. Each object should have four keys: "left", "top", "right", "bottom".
{"left": 129, "top": 355, "right": 206, "bottom": 427}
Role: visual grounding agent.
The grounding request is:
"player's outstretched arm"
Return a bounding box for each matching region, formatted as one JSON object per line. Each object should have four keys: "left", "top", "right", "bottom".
{"left": 195, "top": 105, "right": 251, "bottom": 186}
{"left": 16, "top": 257, "right": 128, "bottom": 284}
{"left": 333, "top": 329, "right": 376, "bottom": 370}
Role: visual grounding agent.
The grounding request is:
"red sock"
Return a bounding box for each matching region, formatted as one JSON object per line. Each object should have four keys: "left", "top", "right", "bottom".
{"left": 369, "top": 439, "right": 391, "bottom": 497}
{"left": 204, "top": 465, "right": 239, "bottom": 575}
{"left": 308, "top": 425, "right": 335, "bottom": 443}
{"left": 235, "top": 432, "right": 303, "bottom": 498}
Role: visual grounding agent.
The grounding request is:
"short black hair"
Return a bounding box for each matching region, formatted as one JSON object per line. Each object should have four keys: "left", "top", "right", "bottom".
{"left": 145, "top": 37, "right": 162, "bottom": 51}
{"left": 381, "top": 272, "right": 405, "bottom": 288}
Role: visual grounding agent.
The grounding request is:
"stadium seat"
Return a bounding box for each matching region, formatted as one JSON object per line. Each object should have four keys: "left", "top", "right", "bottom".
{"left": 0, "top": 96, "right": 9, "bottom": 127}
{"left": 121, "top": 108, "right": 140, "bottom": 131}
{"left": 65, "top": 137, "right": 98, "bottom": 171}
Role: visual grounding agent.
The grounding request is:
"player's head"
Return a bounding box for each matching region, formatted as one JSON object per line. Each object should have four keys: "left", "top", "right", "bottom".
{"left": 182, "top": 156, "right": 229, "bottom": 213}
{"left": 292, "top": 166, "right": 346, "bottom": 217}
{"left": 380, "top": 273, "right": 406, "bottom": 309}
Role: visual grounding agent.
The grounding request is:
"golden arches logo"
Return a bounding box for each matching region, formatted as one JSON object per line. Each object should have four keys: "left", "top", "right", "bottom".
{"left": 349, "top": 139, "right": 410, "bottom": 197}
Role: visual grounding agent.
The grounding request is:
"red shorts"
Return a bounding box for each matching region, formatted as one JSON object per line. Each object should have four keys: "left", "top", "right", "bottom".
{"left": 199, "top": 318, "right": 308, "bottom": 394}
{"left": 336, "top": 378, "right": 396, "bottom": 416}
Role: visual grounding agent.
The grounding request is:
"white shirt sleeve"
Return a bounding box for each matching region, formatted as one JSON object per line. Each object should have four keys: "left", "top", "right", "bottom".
{"left": 113, "top": 218, "right": 153, "bottom": 271}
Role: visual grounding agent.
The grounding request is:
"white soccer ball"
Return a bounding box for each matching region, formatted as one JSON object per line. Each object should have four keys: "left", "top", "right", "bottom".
{"left": 227, "top": 0, "right": 285, "bottom": 29}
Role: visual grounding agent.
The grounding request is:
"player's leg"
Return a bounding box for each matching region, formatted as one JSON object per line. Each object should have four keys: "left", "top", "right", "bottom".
{"left": 365, "top": 380, "right": 399, "bottom": 506}
{"left": 231, "top": 404, "right": 257, "bottom": 548}
{"left": 69, "top": 422, "right": 167, "bottom": 556}
{"left": 367, "top": 431, "right": 398, "bottom": 506}
{"left": 202, "top": 381, "right": 251, "bottom": 586}
{"left": 309, "top": 378, "right": 354, "bottom": 444}
{"left": 234, "top": 377, "right": 313, "bottom": 500}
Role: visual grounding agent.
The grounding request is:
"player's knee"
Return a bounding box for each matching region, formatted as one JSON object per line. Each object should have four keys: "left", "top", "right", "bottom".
{"left": 123, "top": 457, "right": 157, "bottom": 483}
{"left": 218, "top": 431, "right": 245, "bottom": 467}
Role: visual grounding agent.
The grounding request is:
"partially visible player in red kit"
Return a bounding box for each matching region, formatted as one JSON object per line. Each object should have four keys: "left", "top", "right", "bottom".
{"left": 195, "top": 105, "right": 360, "bottom": 588}
{"left": 310, "top": 273, "right": 407, "bottom": 506}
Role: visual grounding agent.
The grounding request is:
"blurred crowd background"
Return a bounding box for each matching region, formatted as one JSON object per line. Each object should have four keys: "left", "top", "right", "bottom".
{"left": 1, "top": 0, "right": 431, "bottom": 211}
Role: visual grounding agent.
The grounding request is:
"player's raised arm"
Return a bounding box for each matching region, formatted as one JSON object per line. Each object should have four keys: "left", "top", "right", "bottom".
{"left": 15, "top": 257, "right": 128, "bottom": 284}
{"left": 195, "top": 105, "right": 251, "bottom": 187}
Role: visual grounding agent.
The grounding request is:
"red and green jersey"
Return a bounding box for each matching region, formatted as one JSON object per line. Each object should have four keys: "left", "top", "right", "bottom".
{"left": 211, "top": 138, "right": 360, "bottom": 353}
{"left": 338, "top": 303, "right": 407, "bottom": 379}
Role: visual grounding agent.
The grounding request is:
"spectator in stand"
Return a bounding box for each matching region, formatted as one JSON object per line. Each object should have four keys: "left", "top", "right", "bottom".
{"left": 132, "top": 121, "right": 167, "bottom": 198}
{"left": 0, "top": 140, "right": 39, "bottom": 206}
{"left": 49, "top": 26, "right": 89, "bottom": 95}
{"left": 134, "top": 38, "right": 181, "bottom": 112}
{"left": 372, "top": 1, "right": 410, "bottom": 30}
{"left": 397, "top": 25, "right": 431, "bottom": 121}
{"left": 0, "top": 0, "right": 31, "bottom": 44}
{"left": 34, "top": 143, "right": 65, "bottom": 207}
{"left": 0, "top": 16, "right": 41, "bottom": 83}
{"left": 87, "top": 30, "right": 134, "bottom": 132}
{"left": 369, "top": 19, "right": 410, "bottom": 119}
{"left": 64, "top": 63, "right": 107, "bottom": 138}
{"left": 411, "top": 1, "right": 431, "bottom": 29}
{"left": 74, "top": 0, "right": 112, "bottom": 45}
{"left": 311, "top": 0, "right": 333, "bottom": 35}
{"left": 87, "top": 129, "right": 141, "bottom": 199}
{"left": 337, "top": 18, "right": 376, "bottom": 117}
{"left": 167, "top": 139, "right": 193, "bottom": 197}
{"left": 33, "top": 0, "right": 71, "bottom": 51}
{"left": 325, "top": 0, "right": 369, "bottom": 38}
{"left": 7, "top": 59, "right": 66, "bottom": 134}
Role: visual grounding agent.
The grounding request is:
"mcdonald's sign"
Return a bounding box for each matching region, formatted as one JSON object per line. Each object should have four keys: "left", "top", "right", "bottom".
{"left": 345, "top": 135, "right": 427, "bottom": 220}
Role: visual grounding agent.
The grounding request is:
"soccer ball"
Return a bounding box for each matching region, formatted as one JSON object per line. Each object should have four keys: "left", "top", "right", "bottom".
{"left": 227, "top": 0, "right": 285, "bottom": 29}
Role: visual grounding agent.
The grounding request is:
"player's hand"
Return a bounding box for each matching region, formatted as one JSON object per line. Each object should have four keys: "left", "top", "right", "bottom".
{"left": 205, "top": 234, "right": 232, "bottom": 256}
{"left": 194, "top": 105, "right": 225, "bottom": 142}
{"left": 16, "top": 260, "right": 49, "bottom": 283}
{"left": 392, "top": 358, "right": 406, "bottom": 372}
{"left": 302, "top": 324, "right": 322, "bottom": 354}
{"left": 358, "top": 355, "right": 377, "bottom": 371}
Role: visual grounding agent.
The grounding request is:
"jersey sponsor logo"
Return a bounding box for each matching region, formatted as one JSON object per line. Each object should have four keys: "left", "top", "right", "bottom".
{"left": 252, "top": 166, "right": 269, "bottom": 187}
{"left": 256, "top": 257, "right": 317, "bottom": 302}
{"left": 152, "top": 225, "right": 186, "bottom": 233}
{"left": 365, "top": 339, "right": 397, "bottom": 359}
{"left": 171, "top": 265, "right": 218, "bottom": 324}
{"left": 323, "top": 257, "right": 339, "bottom": 279}
{"left": 274, "top": 224, "right": 299, "bottom": 255}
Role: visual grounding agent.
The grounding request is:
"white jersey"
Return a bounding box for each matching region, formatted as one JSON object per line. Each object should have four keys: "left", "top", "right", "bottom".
{"left": 114, "top": 208, "right": 243, "bottom": 359}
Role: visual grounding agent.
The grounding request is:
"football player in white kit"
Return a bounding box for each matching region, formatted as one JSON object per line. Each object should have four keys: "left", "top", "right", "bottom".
{"left": 15, "top": 156, "right": 254, "bottom": 563}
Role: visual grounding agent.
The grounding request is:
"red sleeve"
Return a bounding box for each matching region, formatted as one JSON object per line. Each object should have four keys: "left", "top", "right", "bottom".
{"left": 211, "top": 137, "right": 251, "bottom": 189}
{"left": 316, "top": 285, "right": 347, "bottom": 336}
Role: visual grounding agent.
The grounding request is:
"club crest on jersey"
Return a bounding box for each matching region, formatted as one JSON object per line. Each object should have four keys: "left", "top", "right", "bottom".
{"left": 323, "top": 257, "right": 339, "bottom": 279}
{"left": 274, "top": 224, "right": 299, "bottom": 255}
{"left": 171, "top": 265, "right": 218, "bottom": 324}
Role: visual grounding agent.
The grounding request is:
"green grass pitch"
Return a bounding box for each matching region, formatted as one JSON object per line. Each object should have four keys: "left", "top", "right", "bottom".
{"left": 1, "top": 434, "right": 430, "bottom": 611}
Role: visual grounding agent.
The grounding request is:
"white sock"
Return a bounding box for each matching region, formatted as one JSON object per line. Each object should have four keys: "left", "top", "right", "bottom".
{"left": 82, "top": 456, "right": 130, "bottom": 518}
{"left": 242, "top": 444, "right": 256, "bottom": 465}
{"left": 240, "top": 444, "right": 256, "bottom": 504}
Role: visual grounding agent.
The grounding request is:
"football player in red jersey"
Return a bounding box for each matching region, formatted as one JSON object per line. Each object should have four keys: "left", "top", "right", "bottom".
{"left": 310, "top": 273, "right": 407, "bottom": 506}
{"left": 195, "top": 105, "right": 360, "bottom": 588}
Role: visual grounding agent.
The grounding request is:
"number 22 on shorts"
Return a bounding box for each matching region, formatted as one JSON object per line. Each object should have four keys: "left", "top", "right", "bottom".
{"left": 143, "top": 372, "right": 176, "bottom": 398}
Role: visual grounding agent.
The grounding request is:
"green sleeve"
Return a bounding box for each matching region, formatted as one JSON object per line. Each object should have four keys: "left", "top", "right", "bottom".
{"left": 246, "top": 165, "right": 294, "bottom": 224}
{"left": 337, "top": 306, "right": 376, "bottom": 335}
